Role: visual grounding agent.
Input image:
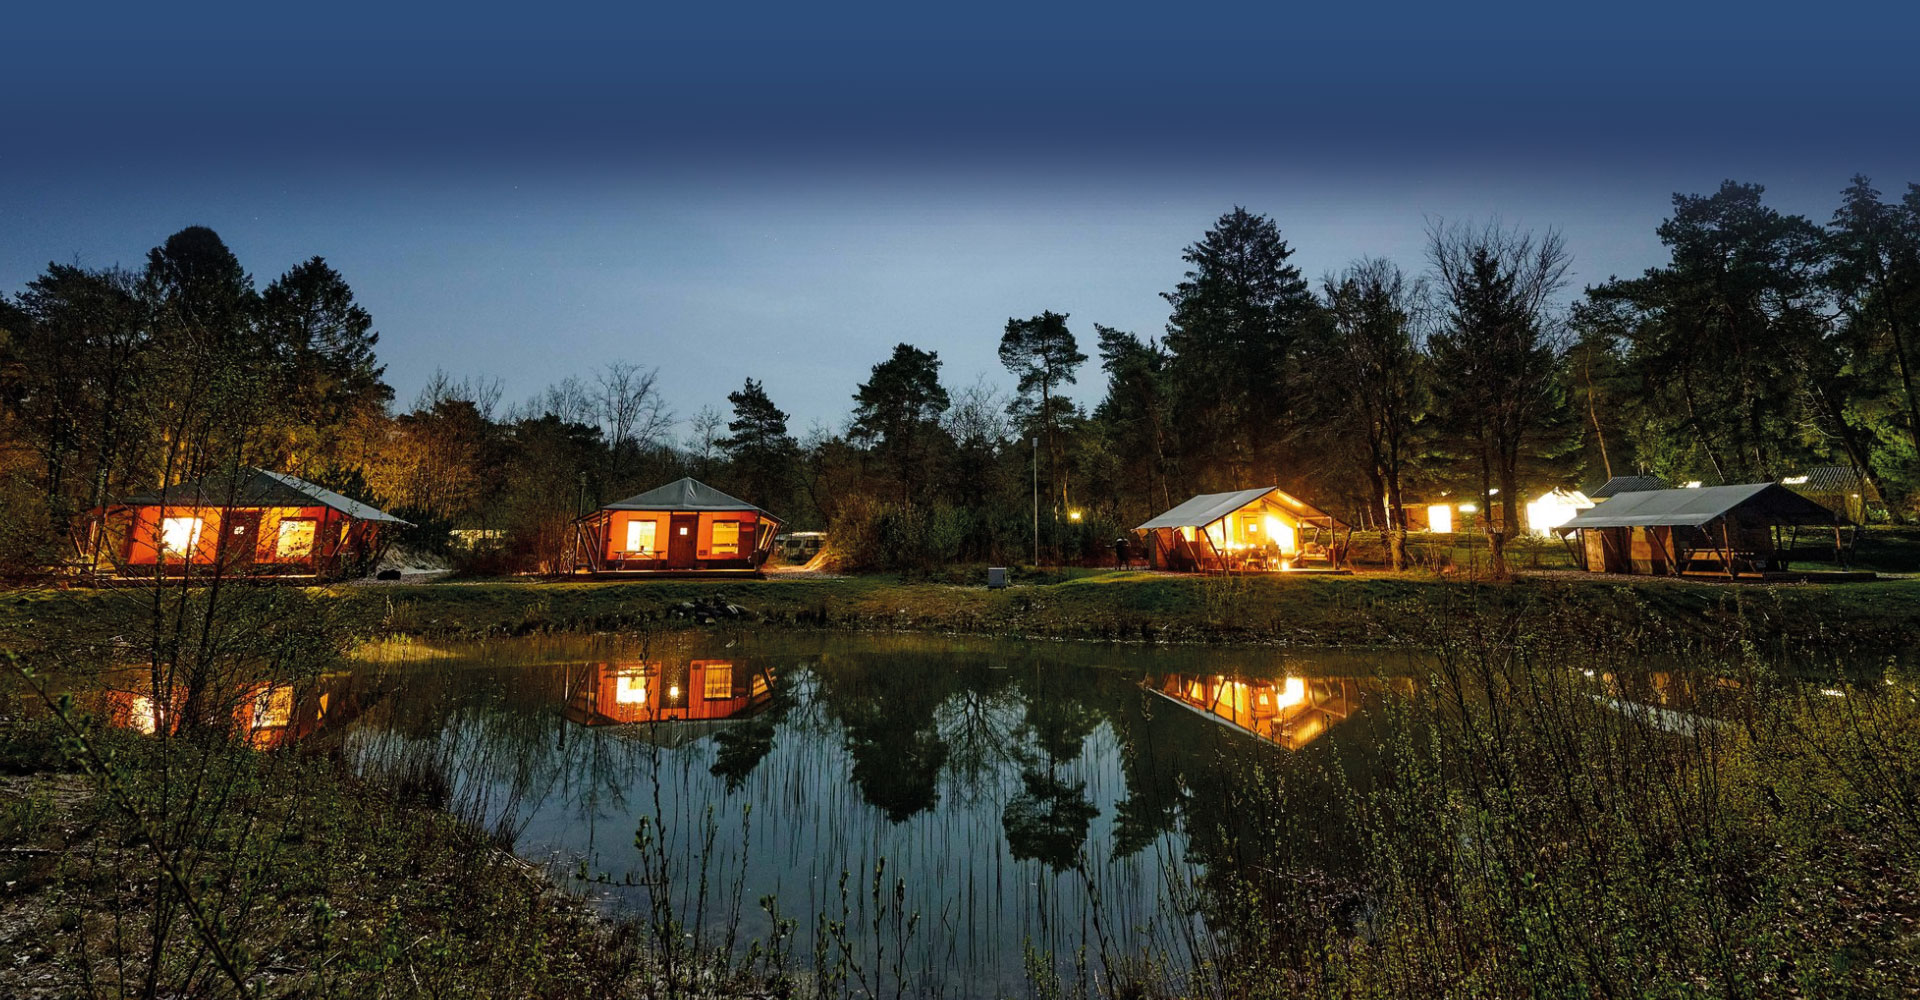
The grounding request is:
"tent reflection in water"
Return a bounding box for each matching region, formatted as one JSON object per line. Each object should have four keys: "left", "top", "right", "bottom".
{"left": 90, "top": 672, "right": 374, "bottom": 749}
{"left": 569, "top": 477, "right": 782, "bottom": 576}
{"left": 1145, "top": 673, "right": 1408, "bottom": 750}
{"left": 1135, "top": 486, "right": 1349, "bottom": 573}
{"left": 564, "top": 660, "right": 775, "bottom": 744}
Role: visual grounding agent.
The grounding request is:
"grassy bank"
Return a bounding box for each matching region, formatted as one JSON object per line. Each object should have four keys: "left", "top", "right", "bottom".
{"left": 0, "top": 717, "right": 657, "bottom": 999}
{"left": 7, "top": 569, "right": 1920, "bottom": 662}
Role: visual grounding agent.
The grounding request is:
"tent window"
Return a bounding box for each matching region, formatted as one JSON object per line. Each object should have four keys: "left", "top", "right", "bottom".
{"left": 276, "top": 518, "right": 317, "bottom": 558}
{"left": 160, "top": 517, "right": 203, "bottom": 557}
{"left": 711, "top": 521, "right": 741, "bottom": 555}
{"left": 625, "top": 519, "right": 658, "bottom": 555}
{"left": 702, "top": 663, "right": 734, "bottom": 700}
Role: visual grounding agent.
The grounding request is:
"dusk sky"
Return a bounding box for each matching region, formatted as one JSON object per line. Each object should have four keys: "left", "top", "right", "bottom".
{"left": 6, "top": 8, "right": 1917, "bottom": 433}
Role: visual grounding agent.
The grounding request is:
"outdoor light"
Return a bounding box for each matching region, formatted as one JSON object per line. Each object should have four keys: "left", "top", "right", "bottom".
{"left": 1274, "top": 676, "right": 1307, "bottom": 708}
{"left": 1068, "top": 510, "right": 1083, "bottom": 522}
{"left": 1459, "top": 503, "right": 1478, "bottom": 514}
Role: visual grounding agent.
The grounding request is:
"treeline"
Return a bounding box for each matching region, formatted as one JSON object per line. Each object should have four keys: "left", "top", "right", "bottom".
{"left": 4, "top": 176, "right": 1918, "bottom": 575}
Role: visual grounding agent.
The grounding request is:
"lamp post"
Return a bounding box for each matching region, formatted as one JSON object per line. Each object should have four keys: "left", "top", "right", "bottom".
{"left": 1031, "top": 436, "right": 1039, "bottom": 567}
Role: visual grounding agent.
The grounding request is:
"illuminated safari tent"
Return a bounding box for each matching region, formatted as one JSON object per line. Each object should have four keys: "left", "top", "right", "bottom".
{"left": 85, "top": 467, "right": 407, "bottom": 580}
{"left": 570, "top": 477, "right": 782, "bottom": 574}
{"left": 1135, "top": 487, "right": 1347, "bottom": 572}
{"left": 1554, "top": 483, "right": 1843, "bottom": 577}
{"left": 564, "top": 660, "right": 774, "bottom": 739}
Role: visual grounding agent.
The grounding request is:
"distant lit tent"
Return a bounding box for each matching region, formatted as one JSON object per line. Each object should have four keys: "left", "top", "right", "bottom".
{"left": 1135, "top": 487, "right": 1348, "bottom": 572}
{"left": 1524, "top": 488, "right": 1594, "bottom": 535}
{"left": 570, "top": 477, "right": 781, "bottom": 574}
{"left": 1553, "top": 483, "right": 1845, "bottom": 577}
{"left": 1780, "top": 465, "right": 1879, "bottom": 525}
{"left": 84, "top": 467, "right": 408, "bottom": 580}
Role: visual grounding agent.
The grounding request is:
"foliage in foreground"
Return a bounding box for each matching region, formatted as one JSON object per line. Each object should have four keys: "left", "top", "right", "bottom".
{"left": 1133, "top": 623, "right": 1920, "bottom": 999}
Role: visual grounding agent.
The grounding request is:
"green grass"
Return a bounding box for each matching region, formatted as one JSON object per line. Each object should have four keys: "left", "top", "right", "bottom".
{"left": 8, "top": 568, "right": 1920, "bottom": 662}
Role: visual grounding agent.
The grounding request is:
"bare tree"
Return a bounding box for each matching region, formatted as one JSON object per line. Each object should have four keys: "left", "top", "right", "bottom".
{"left": 519, "top": 375, "right": 596, "bottom": 427}
{"left": 943, "top": 375, "right": 1014, "bottom": 449}
{"left": 594, "top": 362, "right": 672, "bottom": 456}
{"left": 414, "top": 368, "right": 504, "bottom": 421}
{"left": 1426, "top": 219, "right": 1573, "bottom": 577}
{"left": 686, "top": 405, "right": 725, "bottom": 477}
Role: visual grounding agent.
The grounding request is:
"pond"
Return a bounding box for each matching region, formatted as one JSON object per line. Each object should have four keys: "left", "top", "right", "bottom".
{"left": 227, "top": 631, "right": 1747, "bottom": 998}
{"left": 29, "top": 628, "right": 1801, "bottom": 997}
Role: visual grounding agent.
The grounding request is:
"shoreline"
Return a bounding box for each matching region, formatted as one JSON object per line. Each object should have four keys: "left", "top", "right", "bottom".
{"left": 8, "top": 570, "right": 1917, "bottom": 663}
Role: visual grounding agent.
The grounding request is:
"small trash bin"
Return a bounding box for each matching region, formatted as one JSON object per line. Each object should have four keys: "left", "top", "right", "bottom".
{"left": 987, "top": 567, "right": 1008, "bottom": 589}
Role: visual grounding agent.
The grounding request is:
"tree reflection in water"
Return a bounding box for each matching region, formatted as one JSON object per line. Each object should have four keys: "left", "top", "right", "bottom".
{"left": 312, "top": 635, "right": 1426, "bottom": 997}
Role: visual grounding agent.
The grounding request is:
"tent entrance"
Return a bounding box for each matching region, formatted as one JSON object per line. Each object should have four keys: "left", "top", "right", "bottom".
{"left": 667, "top": 514, "right": 699, "bottom": 569}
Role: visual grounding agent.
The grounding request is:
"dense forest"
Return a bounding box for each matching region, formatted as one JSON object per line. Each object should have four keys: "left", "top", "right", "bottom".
{"left": 4, "top": 176, "right": 1919, "bottom": 575}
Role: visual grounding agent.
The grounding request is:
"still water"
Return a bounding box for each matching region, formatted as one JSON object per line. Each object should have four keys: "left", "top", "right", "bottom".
{"left": 162, "top": 633, "right": 1749, "bottom": 996}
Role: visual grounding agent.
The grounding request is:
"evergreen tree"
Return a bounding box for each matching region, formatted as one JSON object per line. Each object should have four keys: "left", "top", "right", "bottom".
{"left": 721, "top": 378, "right": 797, "bottom": 510}
{"left": 999, "top": 310, "right": 1086, "bottom": 511}
{"left": 850, "top": 343, "right": 951, "bottom": 503}
{"left": 1319, "top": 258, "right": 1426, "bottom": 567}
{"left": 1161, "top": 208, "right": 1321, "bottom": 489}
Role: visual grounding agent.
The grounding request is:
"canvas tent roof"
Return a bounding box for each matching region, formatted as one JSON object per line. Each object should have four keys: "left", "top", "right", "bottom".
{"left": 1136, "top": 487, "right": 1342, "bottom": 532}
{"left": 1553, "top": 483, "right": 1838, "bottom": 534}
{"left": 600, "top": 477, "right": 778, "bottom": 519}
{"left": 1589, "top": 475, "right": 1669, "bottom": 499}
{"left": 121, "top": 468, "right": 410, "bottom": 525}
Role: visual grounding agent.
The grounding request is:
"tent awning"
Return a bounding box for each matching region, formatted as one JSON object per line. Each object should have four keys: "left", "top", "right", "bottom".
{"left": 1553, "top": 483, "right": 1839, "bottom": 533}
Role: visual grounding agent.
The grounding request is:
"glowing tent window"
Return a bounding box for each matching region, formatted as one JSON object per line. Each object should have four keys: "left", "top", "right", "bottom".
{"left": 702, "top": 663, "right": 734, "bottom": 700}
{"left": 276, "top": 518, "right": 316, "bottom": 558}
{"left": 625, "top": 519, "right": 658, "bottom": 555}
{"left": 1427, "top": 504, "right": 1453, "bottom": 534}
{"left": 711, "top": 521, "right": 741, "bottom": 556}
{"left": 614, "top": 668, "right": 652, "bottom": 704}
{"left": 160, "top": 517, "right": 203, "bottom": 557}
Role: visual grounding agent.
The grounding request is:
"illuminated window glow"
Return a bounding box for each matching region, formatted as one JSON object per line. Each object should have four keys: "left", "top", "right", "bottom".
{"left": 250, "top": 685, "right": 293, "bottom": 730}
{"left": 624, "top": 519, "right": 658, "bottom": 555}
{"left": 702, "top": 663, "right": 734, "bottom": 700}
{"left": 614, "top": 670, "right": 651, "bottom": 704}
{"left": 1274, "top": 676, "right": 1307, "bottom": 708}
{"left": 711, "top": 521, "right": 741, "bottom": 555}
{"left": 275, "top": 518, "right": 316, "bottom": 558}
{"left": 160, "top": 516, "right": 203, "bottom": 557}
{"left": 1427, "top": 504, "right": 1454, "bottom": 533}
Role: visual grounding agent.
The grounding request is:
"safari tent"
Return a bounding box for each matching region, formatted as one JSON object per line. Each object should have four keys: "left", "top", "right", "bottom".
{"left": 1135, "top": 486, "right": 1347, "bottom": 573}
{"left": 569, "top": 477, "right": 781, "bottom": 575}
{"left": 1553, "top": 482, "right": 1844, "bottom": 577}
{"left": 85, "top": 467, "right": 407, "bottom": 580}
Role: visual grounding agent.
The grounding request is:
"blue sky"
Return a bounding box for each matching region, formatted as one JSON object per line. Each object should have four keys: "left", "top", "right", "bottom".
{"left": 4, "top": 8, "right": 1917, "bottom": 432}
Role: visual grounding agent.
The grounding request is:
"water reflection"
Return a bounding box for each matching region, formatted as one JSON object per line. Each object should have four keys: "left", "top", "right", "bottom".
{"left": 1143, "top": 673, "right": 1411, "bottom": 749}
{"left": 85, "top": 671, "right": 379, "bottom": 748}
{"left": 562, "top": 660, "right": 774, "bottom": 729}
